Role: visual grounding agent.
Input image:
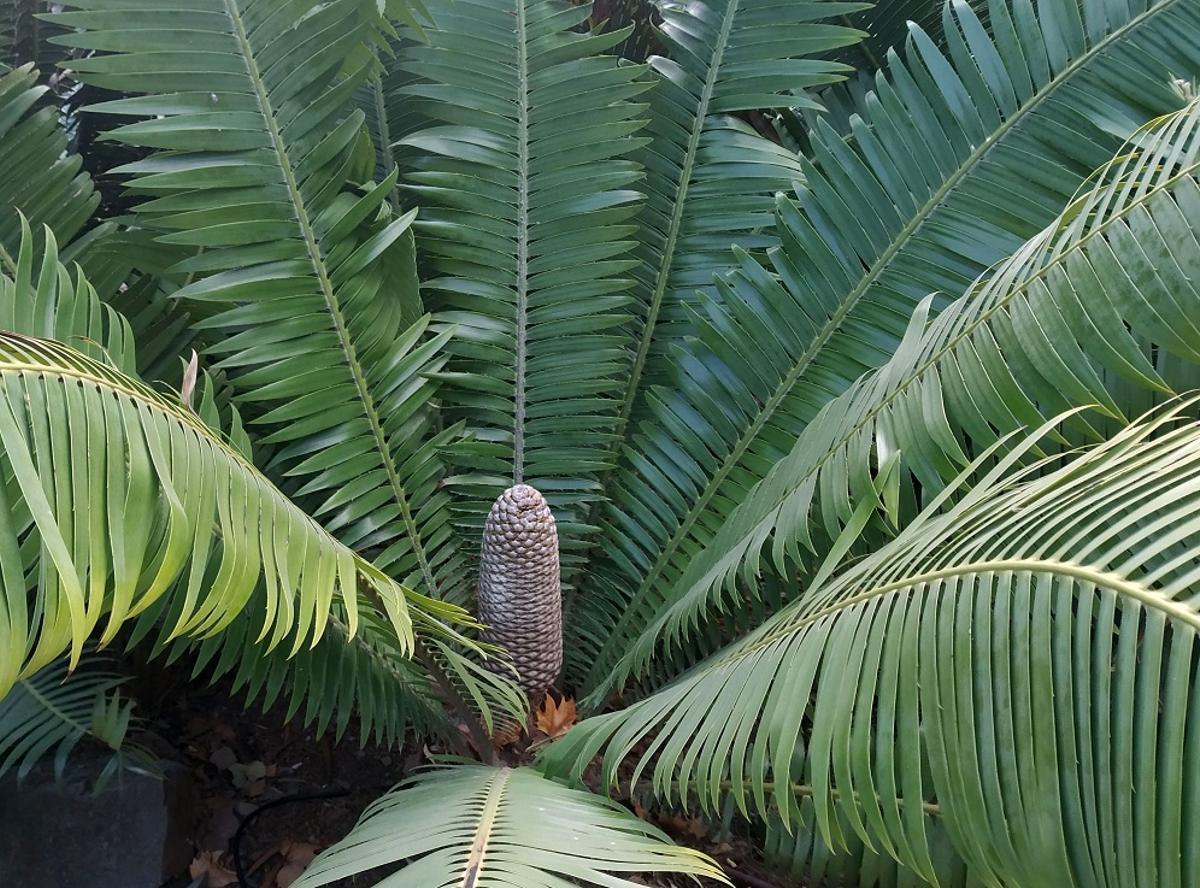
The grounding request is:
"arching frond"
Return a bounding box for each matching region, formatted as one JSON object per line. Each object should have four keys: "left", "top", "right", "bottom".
{"left": 0, "top": 331, "right": 487, "bottom": 698}
{"left": 546, "top": 405, "right": 1200, "bottom": 886}
{"left": 0, "top": 656, "right": 155, "bottom": 786}
{"left": 48, "top": 0, "right": 469, "bottom": 603}
{"left": 151, "top": 375, "right": 524, "bottom": 745}
{"left": 293, "top": 765, "right": 726, "bottom": 887}
{"left": 575, "top": 4, "right": 1200, "bottom": 694}
{"left": 0, "top": 64, "right": 98, "bottom": 266}
{"left": 0, "top": 224, "right": 520, "bottom": 745}
{"left": 147, "top": 599, "right": 523, "bottom": 748}
{"left": 394, "top": 0, "right": 652, "bottom": 555}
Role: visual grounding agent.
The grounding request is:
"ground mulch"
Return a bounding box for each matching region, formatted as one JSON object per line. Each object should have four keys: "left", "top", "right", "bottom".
{"left": 134, "top": 659, "right": 794, "bottom": 888}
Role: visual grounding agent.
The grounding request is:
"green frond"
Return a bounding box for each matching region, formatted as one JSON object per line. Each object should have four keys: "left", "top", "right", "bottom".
{"left": 395, "top": 0, "right": 653, "bottom": 556}
{"left": 0, "top": 225, "right": 517, "bottom": 743}
{"left": 545, "top": 403, "right": 1200, "bottom": 886}
{"left": 293, "top": 765, "right": 726, "bottom": 887}
{"left": 609, "top": 0, "right": 864, "bottom": 443}
{"left": 0, "top": 64, "right": 99, "bottom": 267}
{"left": 157, "top": 601, "right": 464, "bottom": 748}
{"left": 355, "top": 34, "right": 424, "bottom": 186}
{"left": 119, "top": 470, "right": 450, "bottom": 750}
{"left": 0, "top": 219, "right": 136, "bottom": 374}
{"left": 586, "top": 92, "right": 1200, "bottom": 702}
{"left": 801, "top": 0, "right": 985, "bottom": 141}
{"left": 136, "top": 507, "right": 526, "bottom": 745}
{"left": 0, "top": 330, "right": 442, "bottom": 696}
{"left": 572, "top": 0, "right": 1200, "bottom": 692}
{"left": 0, "top": 656, "right": 155, "bottom": 786}
{"left": 49, "top": 0, "right": 471, "bottom": 602}
{"left": 186, "top": 371, "right": 526, "bottom": 742}
{"left": 764, "top": 798, "right": 972, "bottom": 888}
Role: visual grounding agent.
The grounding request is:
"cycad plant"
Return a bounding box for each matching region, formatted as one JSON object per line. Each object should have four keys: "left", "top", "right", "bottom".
{"left": 3, "top": 0, "right": 1200, "bottom": 885}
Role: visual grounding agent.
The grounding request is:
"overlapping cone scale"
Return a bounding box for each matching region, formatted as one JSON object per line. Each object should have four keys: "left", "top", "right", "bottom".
{"left": 478, "top": 484, "right": 562, "bottom": 698}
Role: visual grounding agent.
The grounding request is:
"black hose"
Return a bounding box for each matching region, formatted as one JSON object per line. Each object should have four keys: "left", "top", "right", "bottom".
{"left": 231, "top": 789, "right": 350, "bottom": 887}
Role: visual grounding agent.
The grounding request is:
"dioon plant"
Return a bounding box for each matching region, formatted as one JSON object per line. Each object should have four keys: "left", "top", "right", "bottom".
{"left": 2, "top": 0, "right": 1200, "bottom": 884}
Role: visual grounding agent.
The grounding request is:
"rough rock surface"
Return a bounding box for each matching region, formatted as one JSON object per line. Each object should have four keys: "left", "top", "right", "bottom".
{"left": 0, "top": 757, "right": 193, "bottom": 887}
{"left": 478, "top": 484, "right": 562, "bottom": 697}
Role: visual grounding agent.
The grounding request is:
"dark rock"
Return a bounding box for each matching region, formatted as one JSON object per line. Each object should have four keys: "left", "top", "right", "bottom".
{"left": 0, "top": 753, "right": 194, "bottom": 888}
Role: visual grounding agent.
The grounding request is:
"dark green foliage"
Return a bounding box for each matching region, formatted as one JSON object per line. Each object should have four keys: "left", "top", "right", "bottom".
{"left": 571, "top": 0, "right": 1198, "bottom": 690}
{"left": 3, "top": 1, "right": 1200, "bottom": 885}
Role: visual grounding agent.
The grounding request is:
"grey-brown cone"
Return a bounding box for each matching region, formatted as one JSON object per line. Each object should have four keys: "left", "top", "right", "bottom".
{"left": 478, "top": 484, "right": 562, "bottom": 698}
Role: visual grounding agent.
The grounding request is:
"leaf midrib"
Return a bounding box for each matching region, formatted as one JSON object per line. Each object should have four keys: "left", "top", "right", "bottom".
{"left": 460, "top": 766, "right": 511, "bottom": 888}
{"left": 744, "top": 557, "right": 1200, "bottom": 668}
{"left": 21, "top": 678, "right": 95, "bottom": 738}
{"left": 222, "top": 0, "right": 438, "bottom": 593}
{"left": 613, "top": 0, "right": 740, "bottom": 440}
{"left": 369, "top": 69, "right": 401, "bottom": 210}
{"left": 586, "top": 0, "right": 1182, "bottom": 685}
{"left": 0, "top": 349, "right": 409, "bottom": 623}
{"left": 565, "top": 0, "right": 740, "bottom": 620}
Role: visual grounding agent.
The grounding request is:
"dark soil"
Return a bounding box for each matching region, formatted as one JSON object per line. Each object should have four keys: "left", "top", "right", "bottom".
{"left": 129, "top": 658, "right": 792, "bottom": 888}
{"left": 151, "top": 678, "right": 406, "bottom": 888}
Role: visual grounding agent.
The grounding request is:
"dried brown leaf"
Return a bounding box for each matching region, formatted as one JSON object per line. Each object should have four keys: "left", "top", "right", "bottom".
{"left": 273, "top": 841, "right": 317, "bottom": 887}
{"left": 490, "top": 720, "right": 524, "bottom": 749}
{"left": 535, "top": 694, "right": 577, "bottom": 740}
{"left": 189, "top": 850, "right": 237, "bottom": 887}
{"left": 181, "top": 349, "right": 199, "bottom": 409}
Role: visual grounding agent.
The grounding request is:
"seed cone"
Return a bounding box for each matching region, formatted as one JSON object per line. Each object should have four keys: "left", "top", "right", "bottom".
{"left": 478, "top": 484, "right": 562, "bottom": 698}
